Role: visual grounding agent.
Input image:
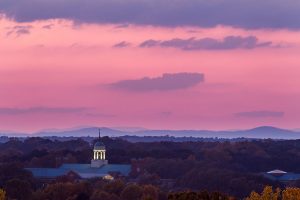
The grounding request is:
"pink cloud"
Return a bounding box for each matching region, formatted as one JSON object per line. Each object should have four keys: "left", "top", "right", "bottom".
{"left": 108, "top": 73, "right": 204, "bottom": 92}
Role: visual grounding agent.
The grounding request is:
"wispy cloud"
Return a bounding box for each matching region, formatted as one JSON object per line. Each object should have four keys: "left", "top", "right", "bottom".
{"left": 108, "top": 72, "right": 204, "bottom": 92}
{"left": 0, "top": 107, "right": 87, "bottom": 115}
{"left": 113, "top": 41, "right": 131, "bottom": 48}
{"left": 235, "top": 111, "right": 285, "bottom": 118}
{"left": 140, "top": 36, "right": 273, "bottom": 51}
{"left": 6, "top": 25, "right": 32, "bottom": 37}
{"left": 85, "top": 113, "right": 116, "bottom": 118}
{"left": 161, "top": 111, "right": 172, "bottom": 117}
{"left": 42, "top": 24, "right": 54, "bottom": 29}
{"left": 114, "top": 24, "right": 130, "bottom": 29}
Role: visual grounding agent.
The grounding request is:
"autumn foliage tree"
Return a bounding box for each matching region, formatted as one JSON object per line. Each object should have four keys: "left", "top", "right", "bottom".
{"left": 0, "top": 189, "right": 5, "bottom": 200}
{"left": 34, "top": 182, "right": 90, "bottom": 200}
{"left": 168, "top": 191, "right": 232, "bottom": 200}
{"left": 5, "top": 178, "right": 33, "bottom": 200}
{"left": 120, "top": 184, "right": 143, "bottom": 200}
{"left": 246, "top": 186, "right": 300, "bottom": 200}
{"left": 142, "top": 185, "right": 159, "bottom": 200}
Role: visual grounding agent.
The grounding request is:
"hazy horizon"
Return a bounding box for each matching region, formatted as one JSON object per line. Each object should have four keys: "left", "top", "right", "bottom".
{"left": 1, "top": 125, "right": 299, "bottom": 136}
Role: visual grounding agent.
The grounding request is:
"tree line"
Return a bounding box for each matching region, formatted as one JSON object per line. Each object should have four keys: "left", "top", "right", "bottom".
{"left": 1, "top": 137, "right": 300, "bottom": 199}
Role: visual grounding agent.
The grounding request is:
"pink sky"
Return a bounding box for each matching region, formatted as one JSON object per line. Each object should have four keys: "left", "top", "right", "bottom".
{"left": 0, "top": 17, "right": 300, "bottom": 132}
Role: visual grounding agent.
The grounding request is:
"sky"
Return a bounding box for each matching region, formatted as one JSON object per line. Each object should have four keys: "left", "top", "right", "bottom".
{"left": 0, "top": 0, "right": 300, "bottom": 132}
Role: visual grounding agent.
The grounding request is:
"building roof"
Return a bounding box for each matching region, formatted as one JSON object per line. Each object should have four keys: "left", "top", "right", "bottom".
{"left": 25, "top": 168, "right": 69, "bottom": 179}
{"left": 263, "top": 172, "right": 300, "bottom": 182}
{"left": 26, "top": 163, "right": 131, "bottom": 179}
{"left": 267, "top": 169, "right": 287, "bottom": 174}
{"left": 263, "top": 169, "right": 300, "bottom": 182}
{"left": 94, "top": 141, "right": 105, "bottom": 150}
{"left": 60, "top": 164, "right": 91, "bottom": 170}
{"left": 61, "top": 163, "right": 131, "bottom": 175}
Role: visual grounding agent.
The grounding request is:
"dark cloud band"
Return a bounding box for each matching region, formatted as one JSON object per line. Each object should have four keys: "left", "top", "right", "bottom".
{"left": 0, "top": 0, "right": 300, "bottom": 29}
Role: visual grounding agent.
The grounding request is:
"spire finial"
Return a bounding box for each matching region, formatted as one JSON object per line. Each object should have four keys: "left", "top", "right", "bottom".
{"left": 98, "top": 128, "right": 101, "bottom": 139}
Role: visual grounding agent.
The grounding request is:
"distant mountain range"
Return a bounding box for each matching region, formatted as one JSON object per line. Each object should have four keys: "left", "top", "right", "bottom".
{"left": 0, "top": 126, "right": 300, "bottom": 139}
